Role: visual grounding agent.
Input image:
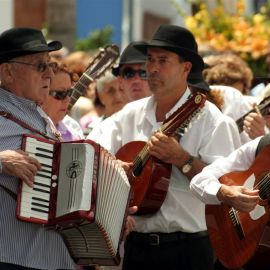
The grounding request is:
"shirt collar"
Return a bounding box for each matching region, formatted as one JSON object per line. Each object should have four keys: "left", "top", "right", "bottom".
{"left": 142, "top": 87, "right": 192, "bottom": 127}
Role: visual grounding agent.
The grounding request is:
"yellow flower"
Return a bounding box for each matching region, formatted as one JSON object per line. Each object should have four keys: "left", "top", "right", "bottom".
{"left": 183, "top": 0, "right": 270, "bottom": 75}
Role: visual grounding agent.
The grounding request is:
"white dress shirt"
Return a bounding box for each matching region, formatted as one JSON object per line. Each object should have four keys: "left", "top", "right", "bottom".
{"left": 210, "top": 85, "right": 261, "bottom": 144}
{"left": 190, "top": 136, "right": 261, "bottom": 205}
{"left": 88, "top": 88, "right": 241, "bottom": 233}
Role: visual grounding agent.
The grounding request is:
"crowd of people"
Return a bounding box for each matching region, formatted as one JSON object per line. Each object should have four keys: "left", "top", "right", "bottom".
{"left": 0, "top": 23, "right": 270, "bottom": 270}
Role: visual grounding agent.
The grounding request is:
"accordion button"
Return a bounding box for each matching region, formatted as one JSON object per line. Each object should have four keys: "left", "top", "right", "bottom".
{"left": 52, "top": 182, "right": 57, "bottom": 188}
{"left": 52, "top": 175, "right": 57, "bottom": 180}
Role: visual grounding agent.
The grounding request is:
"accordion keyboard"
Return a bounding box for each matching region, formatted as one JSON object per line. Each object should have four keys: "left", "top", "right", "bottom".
{"left": 19, "top": 137, "right": 54, "bottom": 222}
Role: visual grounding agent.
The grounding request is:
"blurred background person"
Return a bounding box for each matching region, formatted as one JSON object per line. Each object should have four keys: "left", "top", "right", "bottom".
{"left": 112, "top": 41, "right": 151, "bottom": 101}
{"left": 202, "top": 53, "right": 268, "bottom": 144}
{"left": 203, "top": 53, "right": 254, "bottom": 98}
{"left": 42, "top": 60, "right": 84, "bottom": 141}
{"left": 86, "top": 71, "right": 129, "bottom": 135}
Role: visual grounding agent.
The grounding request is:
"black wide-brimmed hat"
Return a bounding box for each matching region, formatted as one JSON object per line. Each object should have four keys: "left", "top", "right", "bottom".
{"left": 134, "top": 25, "right": 204, "bottom": 72}
{"left": 0, "top": 27, "right": 62, "bottom": 63}
{"left": 112, "top": 41, "right": 147, "bottom": 76}
{"left": 188, "top": 70, "right": 210, "bottom": 92}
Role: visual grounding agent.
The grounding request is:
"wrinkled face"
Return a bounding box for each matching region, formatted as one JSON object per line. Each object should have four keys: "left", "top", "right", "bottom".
{"left": 119, "top": 63, "right": 151, "bottom": 101}
{"left": 4, "top": 52, "right": 54, "bottom": 105}
{"left": 146, "top": 47, "right": 192, "bottom": 100}
{"left": 42, "top": 71, "right": 72, "bottom": 123}
{"left": 98, "top": 77, "right": 129, "bottom": 116}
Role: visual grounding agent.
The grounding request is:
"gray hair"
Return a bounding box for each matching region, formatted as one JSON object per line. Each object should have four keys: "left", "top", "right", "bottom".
{"left": 96, "top": 71, "right": 117, "bottom": 93}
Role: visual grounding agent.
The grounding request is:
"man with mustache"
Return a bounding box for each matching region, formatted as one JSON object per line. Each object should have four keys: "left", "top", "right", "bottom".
{"left": 88, "top": 25, "right": 241, "bottom": 270}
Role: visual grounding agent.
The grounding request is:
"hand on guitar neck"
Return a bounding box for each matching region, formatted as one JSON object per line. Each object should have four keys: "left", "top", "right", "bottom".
{"left": 243, "top": 111, "right": 268, "bottom": 139}
{"left": 148, "top": 131, "right": 205, "bottom": 177}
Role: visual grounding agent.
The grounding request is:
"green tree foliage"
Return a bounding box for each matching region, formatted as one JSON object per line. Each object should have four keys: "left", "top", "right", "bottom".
{"left": 74, "top": 26, "right": 114, "bottom": 51}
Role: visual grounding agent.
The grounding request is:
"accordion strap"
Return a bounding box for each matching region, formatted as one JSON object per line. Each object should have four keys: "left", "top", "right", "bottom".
{"left": 0, "top": 183, "right": 16, "bottom": 200}
{"left": 0, "top": 111, "right": 58, "bottom": 141}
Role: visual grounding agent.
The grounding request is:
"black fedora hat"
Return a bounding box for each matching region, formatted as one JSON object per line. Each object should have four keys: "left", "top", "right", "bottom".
{"left": 0, "top": 27, "right": 62, "bottom": 63}
{"left": 134, "top": 25, "right": 204, "bottom": 72}
{"left": 112, "top": 41, "right": 147, "bottom": 76}
{"left": 188, "top": 70, "right": 210, "bottom": 92}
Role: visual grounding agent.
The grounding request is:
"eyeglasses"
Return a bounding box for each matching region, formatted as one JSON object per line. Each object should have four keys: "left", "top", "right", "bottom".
{"left": 8, "top": 61, "right": 56, "bottom": 73}
{"left": 49, "top": 88, "right": 73, "bottom": 100}
{"left": 121, "top": 68, "right": 147, "bottom": 80}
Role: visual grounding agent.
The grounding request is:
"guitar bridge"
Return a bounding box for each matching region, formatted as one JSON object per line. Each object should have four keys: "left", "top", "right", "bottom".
{"left": 229, "top": 208, "right": 245, "bottom": 240}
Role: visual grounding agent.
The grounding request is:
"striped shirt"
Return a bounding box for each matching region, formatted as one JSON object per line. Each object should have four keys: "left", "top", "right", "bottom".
{"left": 0, "top": 88, "right": 75, "bottom": 269}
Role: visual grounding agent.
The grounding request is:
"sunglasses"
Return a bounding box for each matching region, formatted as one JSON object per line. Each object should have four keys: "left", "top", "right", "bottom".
{"left": 8, "top": 61, "right": 57, "bottom": 73}
{"left": 49, "top": 88, "right": 73, "bottom": 100}
{"left": 121, "top": 68, "right": 147, "bottom": 80}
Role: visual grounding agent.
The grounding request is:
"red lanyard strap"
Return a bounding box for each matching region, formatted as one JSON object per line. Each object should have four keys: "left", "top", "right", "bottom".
{"left": 0, "top": 111, "right": 58, "bottom": 141}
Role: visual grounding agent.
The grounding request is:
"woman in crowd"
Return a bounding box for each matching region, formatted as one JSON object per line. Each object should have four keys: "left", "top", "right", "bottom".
{"left": 42, "top": 60, "right": 84, "bottom": 141}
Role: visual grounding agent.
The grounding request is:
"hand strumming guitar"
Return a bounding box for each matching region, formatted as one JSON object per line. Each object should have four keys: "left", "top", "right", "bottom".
{"left": 148, "top": 131, "right": 206, "bottom": 178}
{"left": 216, "top": 184, "right": 260, "bottom": 213}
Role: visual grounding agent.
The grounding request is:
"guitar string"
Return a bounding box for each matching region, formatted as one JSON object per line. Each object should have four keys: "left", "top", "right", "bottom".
{"left": 237, "top": 98, "right": 270, "bottom": 131}
{"left": 132, "top": 101, "right": 203, "bottom": 169}
{"left": 230, "top": 172, "right": 270, "bottom": 217}
{"left": 132, "top": 106, "right": 202, "bottom": 170}
{"left": 68, "top": 51, "right": 118, "bottom": 110}
{"left": 132, "top": 94, "right": 204, "bottom": 170}
{"left": 132, "top": 111, "right": 187, "bottom": 168}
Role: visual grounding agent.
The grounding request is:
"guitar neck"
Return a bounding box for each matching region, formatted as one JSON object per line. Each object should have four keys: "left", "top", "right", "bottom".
{"left": 67, "top": 44, "right": 120, "bottom": 113}
{"left": 68, "top": 74, "right": 93, "bottom": 112}
{"left": 132, "top": 93, "right": 206, "bottom": 174}
{"left": 236, "top": 97, "right": 270, "bottom": 133}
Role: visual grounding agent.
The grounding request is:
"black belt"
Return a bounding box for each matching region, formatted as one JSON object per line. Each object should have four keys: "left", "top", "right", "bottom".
{"left": 127, "top": 231, "right": 208, "bottom": 246}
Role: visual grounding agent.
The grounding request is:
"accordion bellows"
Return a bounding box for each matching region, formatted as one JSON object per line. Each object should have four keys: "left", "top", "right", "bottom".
{"left": 17, "top": 134, "right": 131, "bottom": 266}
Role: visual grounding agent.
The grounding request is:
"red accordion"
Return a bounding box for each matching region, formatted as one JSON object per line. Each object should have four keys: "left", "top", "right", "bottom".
{"left": 16, "top": 134, "right": 131, "bottom": 266}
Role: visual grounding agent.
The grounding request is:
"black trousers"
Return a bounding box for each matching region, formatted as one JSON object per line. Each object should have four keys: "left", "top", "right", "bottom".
{"left": 0, "top": 262, "right": 69, "bottom": 270}
{"left": 122, "top": 231, "right": 214, "bottom": 270}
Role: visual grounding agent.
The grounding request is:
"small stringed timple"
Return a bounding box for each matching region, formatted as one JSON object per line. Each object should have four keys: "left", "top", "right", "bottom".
{"left": 205, "top": 144, "right": 270, "bottom": 270}
{"left": 116, "top": 93, "right": 206, "bottom": 215}
{"left": 236, "top": 95, "right": 270, "bottom": 133}
{"left": 67, "top": 44, "right": 119, "bottom": 112}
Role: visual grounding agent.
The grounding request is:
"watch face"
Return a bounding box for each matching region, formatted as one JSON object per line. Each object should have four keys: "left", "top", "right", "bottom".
{"left": 182, "top": 164, "right": 192, "bottom": 174}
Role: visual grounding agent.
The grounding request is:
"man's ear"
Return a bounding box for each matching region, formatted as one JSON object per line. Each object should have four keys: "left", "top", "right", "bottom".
{"left": 0, "top": 63, "right": 13, "bottom": 84}
{"left": 184, "top": 61, "right": 192, "bottom": 73}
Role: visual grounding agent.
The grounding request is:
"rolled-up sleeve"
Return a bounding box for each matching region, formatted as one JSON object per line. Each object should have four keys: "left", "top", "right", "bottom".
{"left": 190, "top": 137, "right": 261, "bottom": 204}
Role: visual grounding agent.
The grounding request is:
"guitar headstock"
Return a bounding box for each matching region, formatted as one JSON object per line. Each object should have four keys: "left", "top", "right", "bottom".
{"left": 84, "top": 44, "right": 120, "bottom": 80}
{"left": 68, "top": 44, "right": 120, "bottom": 112}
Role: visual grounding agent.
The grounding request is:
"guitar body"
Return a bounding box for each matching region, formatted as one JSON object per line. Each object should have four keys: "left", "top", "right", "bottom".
{"left": 206, "top": 145, "right": 270, "bottom": 269}
{"left": 116, "top": 141, "right": 171, "bottom": 215}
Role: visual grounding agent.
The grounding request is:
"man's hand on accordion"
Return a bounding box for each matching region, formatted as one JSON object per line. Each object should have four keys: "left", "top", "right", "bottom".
{"left": 116, "top": 160, "right": 137, "bottom": 238}
{"left": 1, "top": 150, "right": 41, "bottom": 187}
{"left": 123, "top": 206, "right": 138, "bottom": 240}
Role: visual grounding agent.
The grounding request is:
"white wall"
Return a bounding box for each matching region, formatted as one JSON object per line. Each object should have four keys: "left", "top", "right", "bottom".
{"left": 0, "top": 0, "right": 13, "bottom": 33}
{"left": 132, "top": 0, "right": 189, "bottom": 41}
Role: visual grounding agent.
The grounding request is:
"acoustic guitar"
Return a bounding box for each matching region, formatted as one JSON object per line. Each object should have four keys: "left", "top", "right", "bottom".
{"left": 116, "top": 93, "right": 206, "bottom": 215}
{"left": 236, "top": 95, "right": 270, "bottom": 133}
{"left": 67, "top": 44, "right": 119, "bottom": 112}
{"left": 205, "top": 144, "right": 270, "bottom": 270}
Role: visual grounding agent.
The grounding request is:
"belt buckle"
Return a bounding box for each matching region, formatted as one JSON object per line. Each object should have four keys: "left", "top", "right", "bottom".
{"left": 149, "top": 234, "right": 160, "bottom": 245}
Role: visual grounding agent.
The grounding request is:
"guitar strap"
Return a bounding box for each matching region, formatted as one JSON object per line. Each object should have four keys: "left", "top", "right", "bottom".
{"left": 255, "top": 134, "right": 270, "bottom": 156}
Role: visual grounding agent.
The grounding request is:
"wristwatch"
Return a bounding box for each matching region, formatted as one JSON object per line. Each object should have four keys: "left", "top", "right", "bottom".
{"left": 181, "top": 156, "right": 194, "bottom": 174}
